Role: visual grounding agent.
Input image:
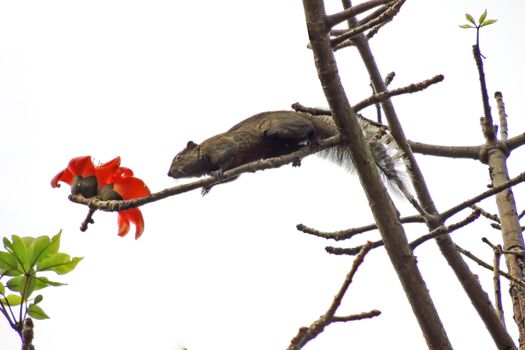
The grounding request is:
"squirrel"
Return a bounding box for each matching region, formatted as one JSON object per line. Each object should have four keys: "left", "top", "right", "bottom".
{"left": 168, "top": 110, "right": 411, "bottom": 197}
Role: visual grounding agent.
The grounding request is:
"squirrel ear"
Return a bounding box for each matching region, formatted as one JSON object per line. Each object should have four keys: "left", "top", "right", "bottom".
{"left": 186, "top": 141, "right": 198, "bottom": 149}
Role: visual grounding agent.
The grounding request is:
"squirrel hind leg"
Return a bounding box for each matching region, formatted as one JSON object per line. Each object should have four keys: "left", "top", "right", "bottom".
{"left": 263, "top": 118, "right": 315, "bottom": 143}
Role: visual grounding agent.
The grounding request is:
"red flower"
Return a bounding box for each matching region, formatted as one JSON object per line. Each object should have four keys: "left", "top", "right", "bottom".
{"left": 52, "top": 156, "right": 150, "bottom": 239}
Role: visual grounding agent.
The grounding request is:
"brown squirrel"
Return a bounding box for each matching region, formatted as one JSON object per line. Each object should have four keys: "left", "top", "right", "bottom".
{"left": 168, "top": 110, "right": 410, "bottom": 196}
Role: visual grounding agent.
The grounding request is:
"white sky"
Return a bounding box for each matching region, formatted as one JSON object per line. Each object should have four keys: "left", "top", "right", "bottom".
{"left": 1, "top": 1, "right": 525, "bottom": 349}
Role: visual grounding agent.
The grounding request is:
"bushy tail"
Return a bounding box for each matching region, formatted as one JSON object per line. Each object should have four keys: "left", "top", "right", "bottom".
{"left": 317, "top": 116, "right": 413, "bottom": 199}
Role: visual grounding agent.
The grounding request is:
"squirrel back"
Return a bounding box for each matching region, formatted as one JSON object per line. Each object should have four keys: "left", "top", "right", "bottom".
{"left": 168, "top": 110, "right": 410, "bottom": 197}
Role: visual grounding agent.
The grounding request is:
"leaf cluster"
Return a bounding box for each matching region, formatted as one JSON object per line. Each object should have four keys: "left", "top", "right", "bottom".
{"left": 0, "top": 231, "right": 82, "bottom": 334}
{"left": 459, "top": 9, "right": 497, "bottom": 29}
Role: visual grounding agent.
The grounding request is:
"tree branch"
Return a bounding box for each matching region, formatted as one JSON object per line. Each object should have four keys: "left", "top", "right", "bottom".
{"left": 326, "top": 209, "right": 481, "bottom": 256}
{"left": 495, "top": 91, "right": 508, "bottom": 141}
{"left": 456, "top": 244, "right": 525, "bottom": 288}
{"left": 302, "top": 0, "right": 451, "bottom": 346}
{"left": 288, "top": 242, "right": 376, "bottom": 350}
{"left": 326, "top": 0, "right": 395, "bottom": 28}
{"left": 439, "top": 171, "right": 525, "bottom": 222}
{"left": 297, "top": 214, "right": 423, "bottom": 241}
{"left": 482, "top": 238, "right": 507, "bottom": 327}
{"left": 330, "top": 0, "right": 404, "bottom": 49}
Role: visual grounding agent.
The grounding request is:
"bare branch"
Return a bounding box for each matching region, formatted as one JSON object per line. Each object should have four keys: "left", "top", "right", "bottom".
{"left": 408, "top": 141, "right": 481, "bottom": 159}
{"left": 456, "top": 244, "right": 525, "bottom": 288}
{"left": 330, "top": 0, "right": 404, "bottom": 49}
{"left": 495, "top": 91, "right": 508, "bottom": 141}
{"left": 288, "top": 242, "right": 375, "bottom": 350}
{"left": 410, "top": 210, "right": 481, "bottom": 250}
{"left": 297, "top": 214, "right": 423, "bottom": 241}
{"left": 332, "top": 310, "right": 381, "bottom": 322}
{"left": 472, "top": 205, "right": 500, "bottom": 223}
{"left": 292, "top": 73, "right": 444, "bottom": 122}
{"left": 506, "top": 133, "right": 525, "bottom": 152}
{"left": 482, "top": 237, "right": 506, "bottom": 327}
{"left": 473, "top": 45, "right": 496, "bottom": 141}
{"left": 326, "top": 0, "right": 396, "bottom": 28}
{"left": 326, "top": 210, "right": 480, "bottom": 256}
{"left": 439, "top": 171, "right": 525, "bottom": 221}
{"left": 352, "top": 74, "right": 444, "bottom": 113}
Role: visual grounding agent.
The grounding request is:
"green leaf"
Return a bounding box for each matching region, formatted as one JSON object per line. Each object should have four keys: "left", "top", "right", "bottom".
{"left": 29, "top": 236, "right": 52, "bottom": 267}
{"left": 10, "top": 236, "right": 30, "bottom": 273}
{"left": 37, "top": 253, "right": 83, "bottom": 275}
{"left": 33, "top": 294, "right": 43, "bottom": 304}
{"left": 480, "top": 19, "right": 497, "bottom": 27}
{"left": 34, "top": 276, "right": 66, "bottom": 289}
{"left": 0, "top": 251, "right": 20, "bottom": 275}
{"left": 479, "top": 9, "right": 487, "bottom": 24}
{"left": 28, "top": 303, "right": 49, "bottom": 320}
{"left": 3, "top": 237, "right": 12, "bottom": 251}
{"left": 6, "top": 275, "right": 25, "bottom": 292}
{"left": 6, "top": 275, "right": 36, "bottom": 300}
{"left": 20, "top": 237, "right": 34, "bottom": 247}
{"left": 458, "top": 24, "right": 474, "bottom": 29}
{"left": 0, "top": 282, "right": 4, "bottom": 294}
{"left": 1, "top": 294, "right": 22, "bottom": 306}
{"left": 465, "top": 13, "right": 476, "bottom": 25}
{"left": 49, "top": 231, "right": 62, "bottom": 254}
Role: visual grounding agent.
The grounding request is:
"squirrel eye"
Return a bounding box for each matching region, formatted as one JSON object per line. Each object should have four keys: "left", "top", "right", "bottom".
{"left": 175, "top": 155, "right": 182, "bottom": 161}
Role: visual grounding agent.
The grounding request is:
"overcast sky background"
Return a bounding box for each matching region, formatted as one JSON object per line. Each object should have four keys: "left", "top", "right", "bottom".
{"left": 1, "top": 1, "right": 525, "bottom": 349}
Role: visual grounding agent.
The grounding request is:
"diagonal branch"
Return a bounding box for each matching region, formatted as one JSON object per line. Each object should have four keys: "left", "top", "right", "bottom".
{"left": 297, "top": 214, "right": 423, "bottom": 241}
{"left": 330, "top": 0, "right": 404, "bottom": 49}
{"left": 288, "top": 242, "right": 376, "bottom": 350}
{"left": 456, "top": 244, "right": 525, "bottom": 288}
{"left": 326, "top": 0, "right": 396, "bottom": 28}
{"left": 302, "top": 0, "right": 451, "bottom": 347}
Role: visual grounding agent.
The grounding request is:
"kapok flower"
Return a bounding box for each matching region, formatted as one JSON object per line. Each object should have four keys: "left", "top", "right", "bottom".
{"left": 52, "top": 156, "right": 150, "bottom": 239}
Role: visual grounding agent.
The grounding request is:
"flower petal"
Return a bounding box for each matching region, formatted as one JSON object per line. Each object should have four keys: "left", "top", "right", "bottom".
{"left": 113, "top": 177, "right": 150, "bottom": 200}
{"left": 117, "top": 213, "right": 130, "bottom": 237}
{"left": 111, "top": 167, "right": 134, "bottom": 181}
{"left": 67, "top": 156, "right": 96, "bottom": 177}
{"left": 51, "top": 168, "right": 74, "bottom": 188}
{"left": 95, "top": 156, "right": 121, "bottom": 188}
{"left": 118, "top": 209, "right": 145, "bottom": 239}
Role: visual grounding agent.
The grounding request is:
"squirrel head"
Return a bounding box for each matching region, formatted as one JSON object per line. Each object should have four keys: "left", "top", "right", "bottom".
{"left": 168, "top": 141, "right": 205, "bottom": 178}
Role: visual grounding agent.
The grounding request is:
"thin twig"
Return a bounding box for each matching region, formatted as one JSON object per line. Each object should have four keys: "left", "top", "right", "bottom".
{"left": 472, "top": 205, "right": 500, "bottom": 223}
{"left": 332, "top": 310, "right": 381, "bottom": 322}
{"left": 473, "top": 44, "right": 496, "bottom": 141}
{"left": 384, "top": 72, "right": 395, "bottom": 86}
{"left": 325, "top": 210, "right": 480, "bottom": 256}
{"left": 440, "top": 171, "right": 525, "bottom": 221}
{"left": 410, "top": 210, "right": 481, "bottom": 250}
{"left": 326, "top": 0, "right": 395, "bottom": 28}
{"left": 331, "top": 0, "right": 404, "bottom": 49}
{"left": 80, "top": 207, "right": 97, "bottom": 232}
{"left": 288, "top": 242, "right": 375, "bottom": 350}
{"left": 456, "top": 244, "right": 525, "bottom": 288}
{"left": 297, "top": 214, "right": 423, "bottom": 241}
{"left": 482, "top": 238, "right": 506, "bottom": 327}
{"left": 292, "top": 73, "right": 444, "bottom": 121}
{"left": 352, "top": 74, "right": 444, "bottom": 113}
